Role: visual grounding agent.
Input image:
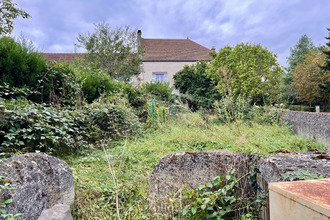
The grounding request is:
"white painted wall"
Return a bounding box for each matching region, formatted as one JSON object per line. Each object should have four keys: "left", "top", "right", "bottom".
{"left": 133, "top": 61, "right": 196, "bottom": 94}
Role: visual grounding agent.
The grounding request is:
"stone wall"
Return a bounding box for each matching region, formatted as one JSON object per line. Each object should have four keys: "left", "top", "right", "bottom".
{"left": 282, "top": 111, "right": 330, "bottom": 149}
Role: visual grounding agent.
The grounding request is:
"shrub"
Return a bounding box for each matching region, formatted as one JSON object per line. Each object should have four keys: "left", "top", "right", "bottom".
{"left": 141, "top": 81, "right": 174, "bottom": 101}
{"left": 249, "top": 105, "right": 284, "bottom": 125}
{"left": 288, "top": 105, "right": 315, "bottom": 112}
{"left": 121, "top": 83, "right": 148, "bottom": 120}
{"left": 87, "top": 96, "right": 143, "bottom": 140}
{"left": 0, "top": 97, "right": 143, "bottom": 155}
{"left": 36, "top": 61, "right": 81, "bottom": 106}
{"left": 74, "top": 64, "right": 121, "bottom": 103}
{"left": 168, "top": 170, "right": 256, "bottom": 219}
{"left": 0, "top": 36, "right": 47, "bottom": 94}
{"left": 0, "top": 37, "right": 81, "bottom": 106}
{"left": 0, "top": 99, "right": 88, "bottom": 154}
{"left": 174, "top": 61, "right": 221, "bottom": 109}
{"left": 213, "top": 96, "right": 251, "bottom": 122}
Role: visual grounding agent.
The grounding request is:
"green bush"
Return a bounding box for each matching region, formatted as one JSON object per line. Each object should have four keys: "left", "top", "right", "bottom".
{"left": 141, "top": 81, "right": 174, "bottom": 101}
{"left": 87, "top": 97, "right": 143, "bottom": 140}
{"left": 288, "top": 105, "right": 315, "bottom": 112}
{"left": 0, "top": 37, "right": 81, "bottom": 106}
{"left": 36, "top": 61, "right": 81, "bottom": 106}
{"left": 0, "top": 36, "right": 47, "bottom": 94}
{"left": 121, "top": 83, "right": 148, "bottom": 120}
{"left": 0, "top": 97, "right": 143, "bottom": 155}
{"left": 169, "top": 170, "right": 255, "bottom": 219}
{"left": 0, "top": 99, "right": 88, "bottom": 154}
{"left": 74, "top": 64, "right": 121, "bottom": 103}
{"left": 174, "top": 61, "right": 221, "bottom": 109}
{"left": 214, "top": 96, "right": 251, "bottom": 122}
{"left": 249, "top": 105, "right": 284, "bottom": 125}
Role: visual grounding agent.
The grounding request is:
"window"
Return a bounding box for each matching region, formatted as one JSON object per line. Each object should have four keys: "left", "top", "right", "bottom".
{"left": 152, "top": 72, "right": 168, "bottom": 83}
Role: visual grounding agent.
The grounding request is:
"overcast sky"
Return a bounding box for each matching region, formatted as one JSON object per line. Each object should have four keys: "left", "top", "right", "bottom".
{"left": 12, "top": 0, "right": 330, "bottom": 67}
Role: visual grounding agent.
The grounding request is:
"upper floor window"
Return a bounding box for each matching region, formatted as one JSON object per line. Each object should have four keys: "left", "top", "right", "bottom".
{"left": 152, "top": 72, "right": 168, "bottom": 82}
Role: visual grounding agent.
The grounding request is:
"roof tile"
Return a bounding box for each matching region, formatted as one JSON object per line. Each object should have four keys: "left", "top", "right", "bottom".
{"left": 142, "top": 38, "right": 212, "bottom": 61}
{"left": 42, "top": 38, "right": 212, "bottom": 62}
{"left": 43, "top": 53, "right": 84, "bottom": 63}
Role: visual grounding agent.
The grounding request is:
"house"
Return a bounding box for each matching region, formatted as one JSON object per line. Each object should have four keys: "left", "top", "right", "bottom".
{"left": 43, "top": 31, "right": 212, "bottom": 94}
{"left": 135, "top": 30, "right": 213, "bottom": 93}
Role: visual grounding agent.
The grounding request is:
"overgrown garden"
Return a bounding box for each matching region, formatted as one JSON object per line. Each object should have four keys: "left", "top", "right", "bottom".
{"left": 0, "top": 4, "right": 329, "bottom": 218}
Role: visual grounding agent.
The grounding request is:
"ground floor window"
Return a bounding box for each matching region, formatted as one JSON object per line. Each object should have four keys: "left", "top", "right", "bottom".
{"left": 152, "top": 72, "right": 168, "bottom": 83}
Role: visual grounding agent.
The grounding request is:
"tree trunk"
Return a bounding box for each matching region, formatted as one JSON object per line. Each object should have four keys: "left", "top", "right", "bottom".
{"left": 323, "top": 100, "right": 328, "bottom": 112}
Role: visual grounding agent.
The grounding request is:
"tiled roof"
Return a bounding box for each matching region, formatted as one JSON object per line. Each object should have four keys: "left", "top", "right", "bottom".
{"left": 142, "top": 38, "right": 212, "bottom": 61}
{"left": 43, "top": 53, "right": 84, "bottom": 63}
{"left": 42, "top": 38, "right": 212, "bottom": 63}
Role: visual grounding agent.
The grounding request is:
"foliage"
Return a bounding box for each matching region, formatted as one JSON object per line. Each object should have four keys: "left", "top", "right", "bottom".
{"left": 75, "top": 23, "right": 142, "bottom": 81}
{"left": 0, "top": 83, "right": 31, "bottom": 100}
{"left": 281, "top": 170, "right": 324, "bottom": 181}
{"left": 0, "top": 176, "right": 22, "bottom": 220}
{"left": 292, "top": 50, "right": 330, "bottom": 111}
{"left": 278, "top": 72, "right": 298, "bottom": 105}
{"left": 207, "top": 43, "right": 283, "bottom": 103}
{"left": 173, "top": 60, "right": 221, "bottom": 109}
{"left": 141, "top": 81, "right": 174, "bottom": 102}
{"left": 280, "top": 34, "right": 318, "bottom": 104}
{"left": 0, "top": 0, "right": 30, "bottom": 35}
{"left": 213, "top": 95, "right": 251, "bottom": 123}
{"left": 0, "top": 99, "right": 89, "bottom": 154}
{"left": 0, "top": 97, "right": 142, "bottom": 154}
{"left": 145, "top": 101, "right": 168, "bottom": 129}
{"left": 66, "top": 115, "right": 326, "bottom": 219}
{"left": 87, "top": 96, "right": 143, "bottom": 140}
{"left": 121, "top": 84, "right": 148, "bottom": 119}
{"left": 170, "top": 170, "right": 250, "bottom": 219}
{"left": 0, "top": 37, "right": 80, "bottom": 106}
{"left": 38, "top": 61, "right": 81, "bottom": 106}
{"left": 249, "top": 105, "right": 284, "bottom": 125}
{"left": 286, "top": 34, "right": 317, "bottom": 74}
{"left": 319, "top": 28, "right": 330, "bottom": 71}
{"left": 0, "top": 36, "right": 47, "bottom": 89}
{"left": 73, "top": 63, "right": 121, "bottom": 103}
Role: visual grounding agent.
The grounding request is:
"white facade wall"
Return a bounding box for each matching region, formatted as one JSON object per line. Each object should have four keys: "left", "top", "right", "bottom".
{"left": 133, "top": 61, "right": 196, "bottom": 94}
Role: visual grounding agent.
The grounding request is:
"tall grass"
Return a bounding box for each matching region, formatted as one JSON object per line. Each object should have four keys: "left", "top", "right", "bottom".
{"left": 63, "top": 112, "right": 325, "bottom": 219}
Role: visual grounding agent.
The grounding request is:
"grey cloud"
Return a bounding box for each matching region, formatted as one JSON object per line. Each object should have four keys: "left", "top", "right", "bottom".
{"left": 12, "top": 0, "right": 330, "bottom": 66}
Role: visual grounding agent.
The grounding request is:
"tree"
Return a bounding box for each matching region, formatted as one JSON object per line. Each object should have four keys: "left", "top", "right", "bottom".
{"left": 292, "top": 50, "right": 330, "bottom": 112}
{"left": 280, "top": 35, "right": 317, "bottom": 104}
{"left": 207, "top": 43, "right": 283, "bottom": 104}
{"left": 173, "top": 60, "right": 221, "bottom": 108}
{"left": 319, "top": 28, "right": 330, "bottom": 72}
{"left": 75, "top": 23, "right": 143, "bottom": 81}
{"left": 287, "top": 34, "right": 317, "bottom": 73}
{"left": 0, "top": 0, "right": 31, "bottom": 35}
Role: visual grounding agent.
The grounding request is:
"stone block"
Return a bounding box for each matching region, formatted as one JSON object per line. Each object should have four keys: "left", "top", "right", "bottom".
{"left": 149, "top": 150, "right": 252, "bottom": 212}
{"left": 38, "top": 204, "right": 73, "bottom": 220}
{"left": 0, "top": 153, "right": 74, "bottom": 220}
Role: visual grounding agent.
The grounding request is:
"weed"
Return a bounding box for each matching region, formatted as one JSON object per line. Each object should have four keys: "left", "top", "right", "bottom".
{"left": 281, "top": 170, "right": 324, "bottom": 181}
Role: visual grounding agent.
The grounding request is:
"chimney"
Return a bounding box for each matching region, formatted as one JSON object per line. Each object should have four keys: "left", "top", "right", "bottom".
{"left": 211, "top": 46, "right": 216, "bottom": 51}
{"left": 137, "top": 30, "right": 142, "bottom": 45}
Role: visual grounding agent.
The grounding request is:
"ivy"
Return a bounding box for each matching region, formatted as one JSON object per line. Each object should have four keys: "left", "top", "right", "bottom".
{"left": 0, "top": 98, "right": 142, "bottom": 154}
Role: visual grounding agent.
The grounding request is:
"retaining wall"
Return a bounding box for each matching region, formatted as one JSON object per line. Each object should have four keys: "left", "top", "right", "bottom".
{"left": 282, "top": 111, "right": 330, "bottom": 149}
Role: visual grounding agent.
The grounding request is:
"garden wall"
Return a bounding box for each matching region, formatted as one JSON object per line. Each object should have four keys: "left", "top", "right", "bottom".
{"left": 282, "top": 111, "right": 330, "bottom": 149}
